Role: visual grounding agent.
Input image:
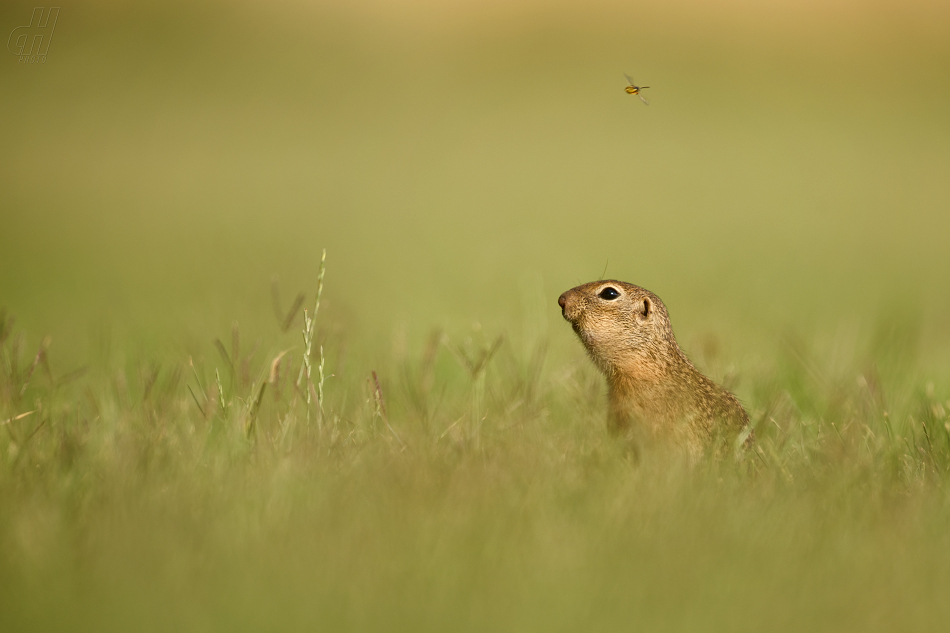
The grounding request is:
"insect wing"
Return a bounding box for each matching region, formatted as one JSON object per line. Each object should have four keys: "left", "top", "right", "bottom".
{"left": 638, "top": 93, "right": 650, "bottom": 105}
{"left": 624, "top": 73, "right": 636, "bottom": 86}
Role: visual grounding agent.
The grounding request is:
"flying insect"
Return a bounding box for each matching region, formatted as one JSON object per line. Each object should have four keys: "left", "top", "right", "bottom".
{"left": 624, "top": 74, "right": 650, "bottom": 105}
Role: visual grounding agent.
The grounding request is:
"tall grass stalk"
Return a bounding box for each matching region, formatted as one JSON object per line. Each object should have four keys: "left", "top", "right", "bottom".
{"left": 215, "top": 368, "right": 228, "bottom": 415}
{"left": 297, "top": 248, "right": 327, "bottom": 427}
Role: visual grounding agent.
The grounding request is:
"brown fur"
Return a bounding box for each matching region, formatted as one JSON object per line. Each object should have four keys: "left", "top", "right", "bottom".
{"left": 558, "top": 280, "right": 750, "bottom": 450}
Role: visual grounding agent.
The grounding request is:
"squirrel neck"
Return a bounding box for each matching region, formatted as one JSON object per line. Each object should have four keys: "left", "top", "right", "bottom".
{"left": 603, "top": 337, "right": 703, "bottom": 421}
{"left": 609, "top": 331, "right": 693, "bottom": 383}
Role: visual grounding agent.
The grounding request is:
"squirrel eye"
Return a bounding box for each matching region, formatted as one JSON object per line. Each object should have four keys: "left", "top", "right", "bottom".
{"left": 598, "top": 287, "right": 620, "bottom": 300}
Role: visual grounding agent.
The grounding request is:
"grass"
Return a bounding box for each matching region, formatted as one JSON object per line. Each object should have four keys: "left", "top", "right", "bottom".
{"left": 1, "top": 0, "right": 950, "bottom": 630}
{"left": 2, "top": 270, "right": 950, "bottom": 631}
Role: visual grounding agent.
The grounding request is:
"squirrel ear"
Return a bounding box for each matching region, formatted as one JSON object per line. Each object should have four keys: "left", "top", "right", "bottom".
{"left": 641, "top": 298, "right": 652, "bottom": 318}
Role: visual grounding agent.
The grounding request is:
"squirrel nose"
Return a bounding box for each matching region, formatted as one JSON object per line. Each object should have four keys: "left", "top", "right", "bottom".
{"left": 558, "top": 293, "right": 568, "bottom": 309}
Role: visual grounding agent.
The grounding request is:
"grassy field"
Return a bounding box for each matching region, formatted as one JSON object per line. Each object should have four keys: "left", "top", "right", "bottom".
{"left": 2, "top": 0, "right": 950, "bottom": 630}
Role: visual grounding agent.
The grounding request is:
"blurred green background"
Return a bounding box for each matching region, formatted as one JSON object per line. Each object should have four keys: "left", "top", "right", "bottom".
{"left": 2, "top": 0, "right": 948, "bottom": 369}
{"left": 3, "top": 3, "right": 950, "bottom": 632}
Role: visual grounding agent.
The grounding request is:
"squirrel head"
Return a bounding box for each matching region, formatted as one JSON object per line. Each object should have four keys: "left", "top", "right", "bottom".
{"left": 558, "top": 280, "right": 677, "bottom": 376}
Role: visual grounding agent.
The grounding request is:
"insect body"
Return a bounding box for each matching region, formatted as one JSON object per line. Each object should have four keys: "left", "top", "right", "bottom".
{"left": 624, "top": 74, "right": 650, "bottom": 105}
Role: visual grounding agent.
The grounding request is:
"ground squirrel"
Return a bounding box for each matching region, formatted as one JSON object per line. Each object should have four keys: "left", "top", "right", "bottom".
{"left": 558, "top": 280, "right": 750, "bottom": 448}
